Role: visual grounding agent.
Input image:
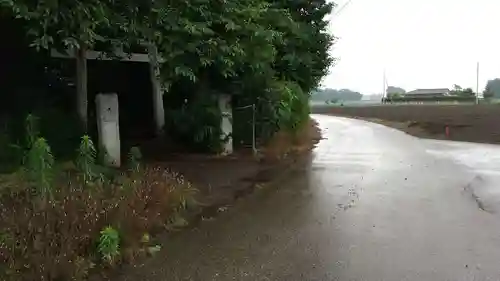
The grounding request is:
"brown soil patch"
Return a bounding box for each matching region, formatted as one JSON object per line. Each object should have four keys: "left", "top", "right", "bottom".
{"left": 314, "top": 104, "right": 500, "bottom": 144}
{"left": 165, "top": 119, "right": 321, "bottom": 213}
{"left": 90, "top": 119, "right": 320, "bottom": 281}
{"left": 141, "top": 118, "right": 321, "bottom": 215}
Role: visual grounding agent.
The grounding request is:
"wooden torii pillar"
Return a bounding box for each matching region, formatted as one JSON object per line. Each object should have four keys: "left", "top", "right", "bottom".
{"left": 50, "top": 45, "right": 165, "bottom": 135}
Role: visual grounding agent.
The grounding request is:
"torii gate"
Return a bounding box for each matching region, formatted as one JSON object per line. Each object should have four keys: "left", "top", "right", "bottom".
{"left": 50, "top": 44, "right": 234, "bottom": 157}
{"left": 50, "top": 44, "right": 165, "bottom": 135}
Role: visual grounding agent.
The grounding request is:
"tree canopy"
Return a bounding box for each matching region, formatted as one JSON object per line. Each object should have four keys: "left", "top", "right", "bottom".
{"left": 311, "top": 88, "right": 362, "bottom": 103}
{"left": 1, "top": 0, "right": 335, "bottom": 151}
{"left": 386, "top": 86, "right": 405, "bottom": 95}
{"left": 450, "top": 84, "right": 475, "bottom": 97}
{"left": 484, "top": 78, "right": 500, "bottom": 98}
{"left": 1, "top": 0, "right": 333, "bottom": 87}
{"left": 385, "top": 86, "right": 405, "bottom": 99}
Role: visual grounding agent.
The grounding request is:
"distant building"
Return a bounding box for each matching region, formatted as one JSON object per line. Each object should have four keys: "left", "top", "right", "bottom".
{"left": 404, "top": 88, "right": 451, "bottom": 98}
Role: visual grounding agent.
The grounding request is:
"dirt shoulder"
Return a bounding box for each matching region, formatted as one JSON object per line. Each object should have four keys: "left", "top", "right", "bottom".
{"left": 0, "top": 119, "right": 321, "bottom": 281}
{"left": 353, "top": 117, "right": 452, "bottom": 141}
{"left": 91, "top": 119, "right": 321, "bottom": 281}
{"left": 152, "top": 119, "right": 322, "bottom": 221}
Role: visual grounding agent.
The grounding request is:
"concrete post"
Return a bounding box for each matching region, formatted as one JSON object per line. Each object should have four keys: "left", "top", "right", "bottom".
{"left": 148, "top": 44, "right": 165, "bottom": 135}
{"left": 96, "top": 93, "right": 121, "bottom": 167}
{"left": 219, "top": 94, "right": 233, "bottom": 155}
{"left": 76, "top": 46, "right": 88, "bottom": 130}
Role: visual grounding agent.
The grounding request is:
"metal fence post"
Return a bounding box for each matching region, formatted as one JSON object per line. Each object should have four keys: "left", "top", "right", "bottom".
{"left": 233, "top": 103, "right": 257, "bottom": 156}
{"left": 252, "top": 103, "right": 256, "bottom": 156}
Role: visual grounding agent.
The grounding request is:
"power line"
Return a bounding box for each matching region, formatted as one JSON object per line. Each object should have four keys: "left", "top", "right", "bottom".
{"left": 333, "top": 0, "right": 353, "bottom": 17}
{"left": 383, "top": 69, "right": 387, "bottom": 98}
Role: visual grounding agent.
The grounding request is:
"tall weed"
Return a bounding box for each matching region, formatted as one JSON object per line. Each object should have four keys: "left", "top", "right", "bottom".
{"left": 0, "top": 116, "right": 196, "bottom": 281}
{"left": 98, "top": 226, "right": 120, "bottom": 264}
{"left": 75, "top": 135, "right": 98, "bottom": 184}
{"left": 24, "top": 137, "right": 54, "bottom": 202}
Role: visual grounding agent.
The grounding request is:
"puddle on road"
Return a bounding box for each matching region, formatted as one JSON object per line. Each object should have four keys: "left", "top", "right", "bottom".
{"left": 426, "top": 141, "right": 500, "bottom": 215}
{"left": 425, "top": 141, "right": 500, "bottom": 176}
{"left": 463, "top": 175, "right": 500, "bottom": 214}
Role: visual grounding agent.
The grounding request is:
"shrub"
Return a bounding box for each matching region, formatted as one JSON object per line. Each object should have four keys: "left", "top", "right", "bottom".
{"left": 0, "top": 118, "right": 196, "bottom": 281}
{"left": 164, "top": 94, "right": 223, "bottom": 153}
{"left": 0, "top": 165, "right": 194, "bottom": 281}
{"left": 24, "top": 137, "right": 55, "bottom": 203}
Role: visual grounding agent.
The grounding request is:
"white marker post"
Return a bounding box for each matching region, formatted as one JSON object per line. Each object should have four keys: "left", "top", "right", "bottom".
{"left": 96, "top": 93, "right": 121, "bottom": 167}
{"left": 219, "top": 94, "right": 233, "bottom": 155}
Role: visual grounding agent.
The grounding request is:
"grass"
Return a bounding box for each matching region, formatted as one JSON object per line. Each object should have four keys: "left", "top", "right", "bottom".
{"left": 261, "top": 118, "right": 321, "bottom": 160}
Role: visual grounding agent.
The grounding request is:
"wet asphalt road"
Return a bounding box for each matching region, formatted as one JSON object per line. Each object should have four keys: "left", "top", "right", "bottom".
{"left": 118, "top": 115, "right": 500, "bottom": 281}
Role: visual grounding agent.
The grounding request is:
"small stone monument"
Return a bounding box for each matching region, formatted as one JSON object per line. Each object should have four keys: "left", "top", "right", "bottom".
{"left": 95, "top": 93, "right": 121, "bottom": 167}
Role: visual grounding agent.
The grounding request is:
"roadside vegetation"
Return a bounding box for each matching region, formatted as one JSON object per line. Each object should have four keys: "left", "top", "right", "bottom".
{"left": 0, "top": 0, "right": 334, "bottom": 153}
{"left": 0, "top": 0, "right": 334, "bottom": 280}
{"left": 0, "top": 115, "right": 197, "bottom": 280}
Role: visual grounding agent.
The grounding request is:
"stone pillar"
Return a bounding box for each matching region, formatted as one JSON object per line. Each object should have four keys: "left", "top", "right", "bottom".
{"left": 148, "top": 44, "right": 165, "bottom": 135}
{"left": 96, "top": 93, "right": 121, "bottom": 167}
{"left": 219, "top": 94, "right": 233, "bottom": 155}
{"left": 76, "top": 46, "right": 88, "bottom": 130}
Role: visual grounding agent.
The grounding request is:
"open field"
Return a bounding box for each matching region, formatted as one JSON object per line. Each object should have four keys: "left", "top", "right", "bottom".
{"left": 312, "top": 104, "right": 500, "bottom": 144}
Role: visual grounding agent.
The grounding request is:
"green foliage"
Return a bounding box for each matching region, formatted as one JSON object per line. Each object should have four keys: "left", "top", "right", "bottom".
{"left": 0, "top": 114, "right": 39, "bottom": 173}
{"left": 387, "top": 92, "right": 402, "bottom": 99}
{"left": 0, "top": 109, "right": 83, "bottom": 174}
{"left": 451, "top": 85, "right": 475, "bottom": 97}
{"left": 98, "top": 226, "right": 120, "bottom": 264}
{"left": 0, "top": 115, "right": 198, "bottom": 280}
{"left": 155, "top": 0, "right": 285, "bottom": 82}
{"left": 326, "top": 98, "right": 339, "bottom": 105}
{"left": 388, "top": 95, "right": 477, "bottom": 103}
{"left": 483, "top": 83, "right": 495, "bottom": 99}
{"left": 460, "top": 88, "right": 475, "bottom": 97}
{"left": 76, "top": 135, "right": 98, "bottom": 184}
{"left": 127, "top": 146, "right": 142, "bottom": 174}
{"left": 276, "top": 0, "right": 335, "bottom": 91}
{"left": 0, "top": 129, "right": 23, "bottom": 174}
{"left": 386, "top": 86, "right": 406, "bottom": 95}
{"left": 3, "top": 0, "right": 335, "bottom": 152}
{"left": 311, "top": 88, "right": 362, "bottom": 103}
{"left": 15, "top": 113, "right": 55, "bottom": 200}
{"left": 24, "top": 114, "right": 39, "bottom": 149}
{"left": 451, "top": 84, "right": 462, "bottom": 92}
{"left": 0, "top": 0, "right": 144, "bottom": 52}
{"left": 165, "top": 95, "right": 223, "bottom": 152}
{"left": 38, "top": 109, "right": 84, "bottom": 160}
{"left": 273, "top": 80, "right": 309, "bottom": 133}
{"left": 484, "top": 78, "right": 500, "bottom": 98}
{"left": 25, "top": 137, "right": 55, "bottom": 201}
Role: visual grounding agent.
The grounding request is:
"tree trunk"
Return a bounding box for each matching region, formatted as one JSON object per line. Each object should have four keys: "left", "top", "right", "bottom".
{"left": 76, "top": 46, "right": 88, "bottom": 131}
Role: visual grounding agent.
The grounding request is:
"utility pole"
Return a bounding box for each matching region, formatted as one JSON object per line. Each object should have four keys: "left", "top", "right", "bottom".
{"left": 382, "top": 69, "right": 387, "bottom": 101}
{"left": 476, "top": 62, "right": 480, "bottom": 104}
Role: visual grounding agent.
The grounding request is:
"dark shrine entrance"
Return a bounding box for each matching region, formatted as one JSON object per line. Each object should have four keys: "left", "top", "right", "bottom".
{"left": 87, "top": 60, "right": 156, "bottom": 151}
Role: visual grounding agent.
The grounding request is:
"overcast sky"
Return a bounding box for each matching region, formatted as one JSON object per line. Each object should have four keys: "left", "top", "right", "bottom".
{"left": 323, "top": 0, "right": 500, "bottom": 94}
